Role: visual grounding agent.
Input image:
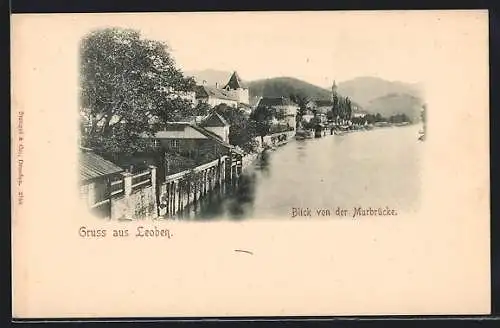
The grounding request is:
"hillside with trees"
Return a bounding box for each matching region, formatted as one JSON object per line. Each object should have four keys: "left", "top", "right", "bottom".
{"left": 247, "top": 77, "right": 332, "bottom": 101}
{"left": 364, "top": 93, "right": 424, "bottom": 123}
{"left": 337, "top": 76, "right": 423, "bottom": 108}
{"left": 183, "top": 71, "right": 425, "bottom": 123}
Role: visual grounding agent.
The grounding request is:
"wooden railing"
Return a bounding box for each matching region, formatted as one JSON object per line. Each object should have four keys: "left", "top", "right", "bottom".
{"left": 110, "top": 179, "right": 124, "bottom": 196}
{"left": 90, "top": 198, "right": 111, "bottom": 219}
{"left": 131, "top": 170, "right": 152, "bottom": 192}
{"left": 164, "top": 156, "right": 227, "bottom": 182}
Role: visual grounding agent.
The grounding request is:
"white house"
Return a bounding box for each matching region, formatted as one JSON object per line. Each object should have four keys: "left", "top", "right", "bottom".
{"left": 194, "top": 85, "right": 239, "bottom": 108}
{"left": 193, "top": 71, "right": 250, "bottom": 108}
{"left": 200, "top": 111, "right": 230, "bottom": 143}
{"left": 306, "top": 99, "right": 332, "bottom": 123}
{"left": 221, "top": 71, "right": 250, "bottom": 105}
{"left": 256, "top": 97, "right": 299, "bottom": 130}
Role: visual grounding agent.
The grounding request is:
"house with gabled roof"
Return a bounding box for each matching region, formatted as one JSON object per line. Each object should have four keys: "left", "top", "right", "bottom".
{"left": 222, "top": 71, "right": 250, "bottom": 105}
{"left": 200, "top": 110, "right": 230, "bottom": 143}
{"left": 256, "top": 96, "right": 299, "bottom": 130}
{"left": 141, "top": 119, "right": 242, "bottom": 165}
{"left": 79, "top": 147, "right": 124, "bottom": 217}
{"left": 194, "top": 71, "right": 250, "bottom": 108}
{"left": 194, "top": 85, "right": 239, "bottom": 108}
{"left": 306, "top": 99, "right": 332, "bottom": 123}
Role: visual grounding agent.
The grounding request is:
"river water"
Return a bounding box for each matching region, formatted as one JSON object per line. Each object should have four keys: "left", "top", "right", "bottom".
{"left": 180, "top": 124, "right": 423, "bottom": 221}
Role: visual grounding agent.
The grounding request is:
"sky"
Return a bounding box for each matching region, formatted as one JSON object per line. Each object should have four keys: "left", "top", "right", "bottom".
{"left": 75, "top": 10, "right": 486, "bottom": 89}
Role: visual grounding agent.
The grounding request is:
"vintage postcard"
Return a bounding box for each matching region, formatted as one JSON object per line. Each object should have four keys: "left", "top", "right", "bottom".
{"left": 11, "top": 10, "right": 490, "bottom": 318}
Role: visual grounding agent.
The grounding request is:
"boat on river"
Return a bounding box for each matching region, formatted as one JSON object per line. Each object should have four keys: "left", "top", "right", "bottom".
{"left": 395, "top": 122, "right": 410, "bottom": 127}
{"left": 417, "top": 129, "right": 425, "bottom": 141}
{"left": 314, "top": 124, "right": 325, "bottom": 138}
{"left": 295, "top": 129, "right": 313, "bottom": 140}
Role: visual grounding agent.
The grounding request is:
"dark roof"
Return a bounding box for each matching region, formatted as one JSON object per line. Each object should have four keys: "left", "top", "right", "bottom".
{"left": 201, "top": 111, "right": 229, "bottom": 127}
{"left": 223, "top": 71, "right": 244, "bottom": 90}
{"left": 150, "top": 122, "right": 234, "bottom": 149}
{"left": 191, "top": 124, "right": 235, "bottom": 150}
{"left": 257, "top": 97, "right": 298, "bottom": 107}
{"left": 194, "top": 85, "right": 237, "bottom": 101}
{"left": 238, "top": 103, "right": 252, "bottom": 109}
{"left": 312, "top": 100, "right": 333, "bottom": 107}
{"left": 80, "top": 151, "right": 123, "bottom": 182}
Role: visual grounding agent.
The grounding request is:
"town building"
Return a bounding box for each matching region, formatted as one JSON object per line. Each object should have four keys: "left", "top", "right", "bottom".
{"left": 256, "top": 96, "right": 298, "bottom": 130}
{"left": 306, "top": 99, "right": 332, "bottom": 123}
{"left": 222, "top": 71, "right": 250, "bottom": 105}
{"left": 165, "top": 88, "right": 197, "bottom": 106}
{"left": 193, "top": 71, "right": 250, "bottom": 109}
{"left": 200, "top": 111, "right": 230, "bottom": 143}
{"left": 194, "top": 84, "right": 239, "bottom": 108}
{"left": 352, "top": 111, "right": 367, "bottom": 119}
{"left": 142, "top": 117, "right": 239, "bottom": 167}
{"left": 80, "top": 147, "right": 160, "bottom": 220}
{"left": 79, "top": 147, "right": 125, "bottom": 217}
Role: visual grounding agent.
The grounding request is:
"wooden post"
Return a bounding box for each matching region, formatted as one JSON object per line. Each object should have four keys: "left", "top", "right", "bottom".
{"left": 148, "top": 165, "right": 158, "bottom": 219}
{"left": 186, "top": 178, "right": 190, "bottom": 208}
{"left": 193, "top": 175, "right": 197, "bottom": 204}
{"left": 170, "top": 182, "right": 174, "bottom": 216}
{"left": 167, "top": 182, "right": 171, "bottom": 215}
{"left": 122, "top": 172, "right": 133, "bottom": 196}
{"left": 177, "top": 181, "right": 181, "bottom": 215}
{"left": 172, "top": 182, "right": 176, "bottom": 216}
{"left": 205, "top": 170, "right": 209, "bottom": 194}
{"left": 209, "top": 167, "right": 213, "bottom": 191}
{"left": 202, "top": 170, "right": 206, "bottom": 196}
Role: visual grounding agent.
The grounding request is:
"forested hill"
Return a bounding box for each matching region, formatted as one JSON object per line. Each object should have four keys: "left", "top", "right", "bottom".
{"left": 365, "top": 93, "right": 424, "bottom": 122}
{"left": 247, "top": 77, "right": 332, "bottom": 102}
{"left": 185, "top": 70, "right": 425, "bottom": 120}
{"left": 337, "top": 76, "right": 423, "bottom": 108}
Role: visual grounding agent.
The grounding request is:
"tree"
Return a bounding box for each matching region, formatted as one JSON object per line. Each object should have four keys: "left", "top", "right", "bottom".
{"left": 213, "top": 103, "right": 233, "bottom": 114}
{"left": 80, "top": 27, "right": 195, "bottom": 155}
{"left": 250, "top": 105, "right": 274, "bottom": 144}
{"left": 289, "top": 94, "right": 309, "bottom": 128}
{"left": 326, "top": 110, "right": 334, "bottom": 121}
{"left": 155, "top": 98, "right": 197, "bottom": 124}
{"left": 345, "top": 97, "right": 352, "bottom": 121}
{"left": 194, "top": 102, "right": 212, "bottom": 117}
{"left": 331, "top": 93, "right": 340, "bottom": 124}
{"left": 421, "top": 104, "right": 427, "bottom": 124}
{"left": 217, "top": 107, "right": 259, "bottom": 153}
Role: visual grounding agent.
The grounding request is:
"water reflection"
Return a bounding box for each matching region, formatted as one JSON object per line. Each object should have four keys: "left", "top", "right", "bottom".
{"left": 180, "top": 169, "right": 259, "bottom": 221}
{"left": 183, "top": 125, "right": 422, "bottom": 221}
{"left": 256, "top": 150, "right": 271, "bottom": 176}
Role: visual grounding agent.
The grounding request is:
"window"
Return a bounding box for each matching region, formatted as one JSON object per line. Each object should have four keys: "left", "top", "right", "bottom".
{"left": 170, "top": 139, "right": 179, "bottom": 149}
{"left": 151, "top": 139, "right": 159, "bottom": 148}
{"left": 93, "top": 179, "right": 110, "bottom": 204}
{"left": 80, "top": 184, "right": 89, "bottom": 198}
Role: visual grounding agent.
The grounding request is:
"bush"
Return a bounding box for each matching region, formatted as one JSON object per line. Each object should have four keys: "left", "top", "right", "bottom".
{"left": 269, "top": 123, "right": 293, "bottom": 134}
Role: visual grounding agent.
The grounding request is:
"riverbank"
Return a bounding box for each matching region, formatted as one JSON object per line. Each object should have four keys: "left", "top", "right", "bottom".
{"left": 241, "top": 130, "right": 296, "bottom": 171}
{"left": 188, "top": 122, "right": 422, "bottom": 221}
{"left": 242, "top": 152, "right": 259, "bottom": 171}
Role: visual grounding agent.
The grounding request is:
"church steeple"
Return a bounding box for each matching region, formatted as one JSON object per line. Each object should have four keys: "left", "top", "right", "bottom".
{"left": 331, "top": 80, "right": 338, "bottom": 102}
{"left": 222, "top": 71, "right": 249, "bottom": 105}
{"left": 224, "top": 71, "right": 244, "bottom": 90}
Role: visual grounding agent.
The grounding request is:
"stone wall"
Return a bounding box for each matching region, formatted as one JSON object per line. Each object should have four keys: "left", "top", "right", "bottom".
{"left": 157, "top": 157, "right": 228, "bottom": 218}
{"left": 111, "top": 186, "right": 157, "bottom": 220}
{"left": 260, "top": 130, "right": 296, "bottom": 147}
{"left": 110, "top": 166, "right": 158, "bottom": 220}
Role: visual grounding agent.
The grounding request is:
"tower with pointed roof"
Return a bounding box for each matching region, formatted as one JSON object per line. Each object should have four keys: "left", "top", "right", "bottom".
{"left": 223, "top": 71, "right": 250, "bottom": 105}
{"left": 331, "top": 80, "right": 338, "bottom": 101}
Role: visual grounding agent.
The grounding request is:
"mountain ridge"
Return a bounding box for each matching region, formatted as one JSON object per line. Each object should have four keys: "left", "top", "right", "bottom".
{"left": 184, "top": 69, "right": 424, "bottom": 119}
